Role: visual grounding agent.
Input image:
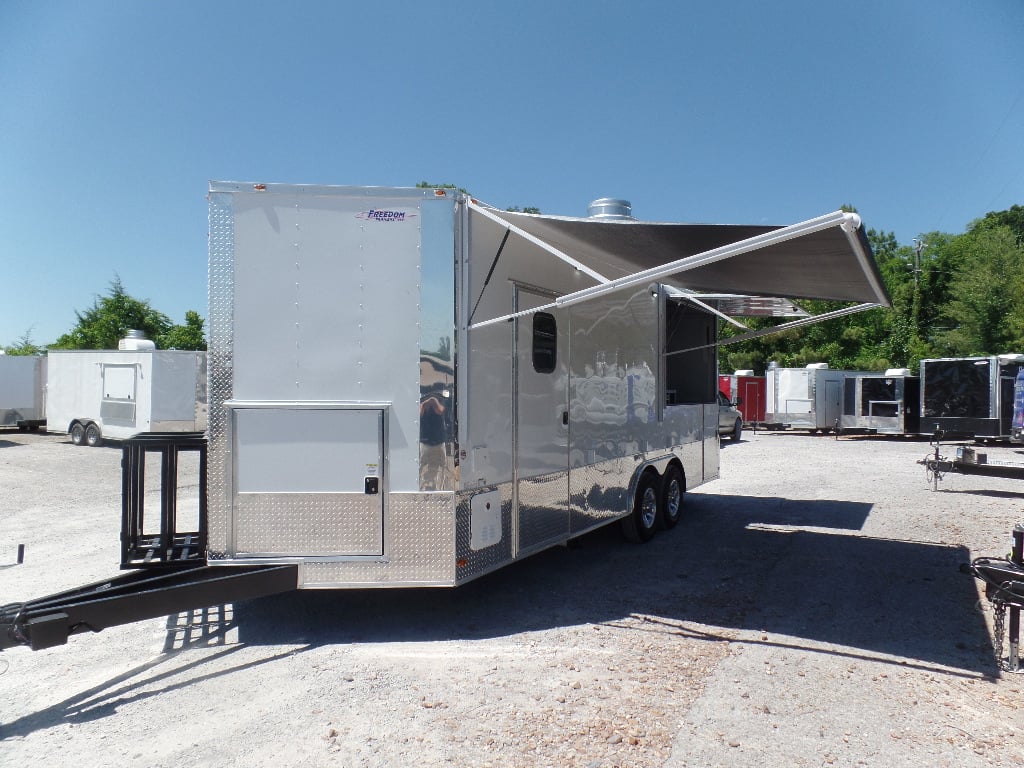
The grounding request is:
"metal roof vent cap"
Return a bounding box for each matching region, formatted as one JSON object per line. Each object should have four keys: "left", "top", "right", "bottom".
{"left": 119, "top": 330, "right": 156, "bottom": 351}
{"left": 588, "top": 198, "right": 635, "bottom": 221}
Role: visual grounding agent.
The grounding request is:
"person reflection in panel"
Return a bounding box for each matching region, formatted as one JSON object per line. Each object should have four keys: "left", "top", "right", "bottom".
{"left": 419, "top": 387, "right": 450, "bottom": 491}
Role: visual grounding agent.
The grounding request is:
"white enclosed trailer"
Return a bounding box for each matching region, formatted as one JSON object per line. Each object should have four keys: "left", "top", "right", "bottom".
{"left": 0, "top": 354, "right": 46, "bottom": 429}
{"left": 765, "top": 363, "right": 866, "bottom": 432}
{"left": 46, "top": 348, "right": 207, "bottom": 446}
{"left": 0, "top": 186, "right": 894, "bottom": 651}
{"left": 204, "top": 182, "right": 889, "bottom": 588}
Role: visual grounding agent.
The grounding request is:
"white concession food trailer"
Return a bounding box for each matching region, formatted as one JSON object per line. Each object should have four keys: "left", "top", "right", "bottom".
{"left": 0, "top": 184, "right": 891, "bottom": 650}
{"left": 203, "top": 184, "right": 887, "bottom": 587}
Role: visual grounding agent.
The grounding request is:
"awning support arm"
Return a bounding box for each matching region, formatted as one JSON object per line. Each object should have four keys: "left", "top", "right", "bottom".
{"left": 665, "top": 302, "right": 881, "bottom": 356}
{"left": 468, "top": 227, "right": 511, "bottom": 325}
{"left": 679, "top": 294, "right": 749, "bottom": 330}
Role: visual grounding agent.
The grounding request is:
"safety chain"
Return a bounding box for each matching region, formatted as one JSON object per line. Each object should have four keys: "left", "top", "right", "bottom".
{"left": 993, "top": 599, "right": 1008, "bottom": 673}
{"left": 923, "top": 455, "right": 945, "bottom": 489}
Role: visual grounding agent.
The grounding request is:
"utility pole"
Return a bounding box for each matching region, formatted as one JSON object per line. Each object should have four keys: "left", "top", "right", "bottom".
{"left": 911, "top": 238, "right": 926, "bottom": 349}
{"left": 912, "top": 238, "right": 925, "bottom": 286}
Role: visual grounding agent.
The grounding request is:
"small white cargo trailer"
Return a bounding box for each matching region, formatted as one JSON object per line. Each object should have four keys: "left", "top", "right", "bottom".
{"left": 203, "top": 183, "right": 890, "bottom": 588}
{"left": 765, "top": 363, "right": 866, "bottom": 433}
{"left": 46, "top": 345, "right": 206, "bottom": 446}
{"left": 0, "top": 354, "right": 46, "bottom": 429}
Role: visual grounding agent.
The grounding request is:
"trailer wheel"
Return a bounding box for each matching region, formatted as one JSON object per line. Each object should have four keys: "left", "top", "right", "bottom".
{"left": 621, "top": 471, "right": 659, "bottom": 543}
{"left": 69, "top": 422, "right": 86, "bottom": 446}
{"left": 659, "top": 465, "right": 684, "bottom": 529}
{"left": 85, "top": 423, "right": 103, "bottom": 448}
{"left": 730, "top": 418, "right": 742, "bottom": 442}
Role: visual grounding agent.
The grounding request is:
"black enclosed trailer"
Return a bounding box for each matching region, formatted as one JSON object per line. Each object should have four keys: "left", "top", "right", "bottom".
{"left": 919, "top": 355, "right": 1024, "bottom": 440}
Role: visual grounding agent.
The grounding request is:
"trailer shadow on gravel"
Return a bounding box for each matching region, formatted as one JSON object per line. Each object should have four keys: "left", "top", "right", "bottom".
{"left": 219, "top": 491, "right": 993, "bottom": 676}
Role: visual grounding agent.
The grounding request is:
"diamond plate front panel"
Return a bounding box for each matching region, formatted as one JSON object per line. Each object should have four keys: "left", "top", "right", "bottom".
{"left": 207, "top": 192, "right": 235, "bottom": 560}
{"left": 234, "top": 493, "right": 382, "bottom": 556}
{"left": 301, "top": 493, "right": 457, "bottom": 586}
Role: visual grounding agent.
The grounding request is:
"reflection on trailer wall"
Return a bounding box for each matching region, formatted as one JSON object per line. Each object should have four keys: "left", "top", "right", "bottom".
{"left": 920, "top": 356, "right": 1024, "bottom": 438}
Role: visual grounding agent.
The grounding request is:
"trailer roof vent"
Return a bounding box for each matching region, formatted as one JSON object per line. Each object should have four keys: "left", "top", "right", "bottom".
{"left": 805, "top": 362, "right": 829, "bottom": 369}
{"left": 588, "top": 198, "right": 635, "bottom": 221}
{"left": 885, "top": 368, "right": 912, "bottom": 376}
{"left": 119, "top": 330, "right": 156, "bottom": 351}
{"left": 733, "top": 369, "right": 755, "bottom": 377}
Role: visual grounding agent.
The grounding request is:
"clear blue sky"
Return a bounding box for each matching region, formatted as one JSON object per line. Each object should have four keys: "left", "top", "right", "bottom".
{"left": 2, "top": 1, "right": 1022, "bottom": 346}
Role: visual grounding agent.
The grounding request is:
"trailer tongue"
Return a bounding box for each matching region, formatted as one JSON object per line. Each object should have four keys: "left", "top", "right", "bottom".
{"left": 0, "top": 563, "right": 297, "bottom": 651}
{"left": 1, "top": 433, "right": 298, "bottom": 651}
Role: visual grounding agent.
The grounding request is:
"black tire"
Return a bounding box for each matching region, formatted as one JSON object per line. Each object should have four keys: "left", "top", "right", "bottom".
{"left": 659, "top": 464, "right": 684, "bottom": 530}
{"left": 69, "top": 422, "right": 86, "bottom": 446}
{"left": 85, "top": 423, "right": 103, "bottom": 448}
{"left": 621, "top": 471, "right": 660, "bottom": 543}
{"left": 730, "top": 418, "right": 742, "bottom": 442}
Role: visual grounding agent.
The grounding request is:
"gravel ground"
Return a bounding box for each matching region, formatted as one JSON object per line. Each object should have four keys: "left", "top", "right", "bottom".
{"left": 1, "top": 428, "right": 1022, "bottom": 767}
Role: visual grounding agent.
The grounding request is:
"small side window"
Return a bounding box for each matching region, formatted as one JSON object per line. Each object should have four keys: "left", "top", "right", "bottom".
{"left": 532, "top": 312, "right": 557, "bottom": 374}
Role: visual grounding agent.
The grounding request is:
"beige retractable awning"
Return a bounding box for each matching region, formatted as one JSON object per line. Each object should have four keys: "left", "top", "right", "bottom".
{"left": 467, "top": 203, "right": 890, "bottom": 332}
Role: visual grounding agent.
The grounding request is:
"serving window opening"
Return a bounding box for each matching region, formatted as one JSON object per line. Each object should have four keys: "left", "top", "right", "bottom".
{"left": 663, "top": 299, "right": 716, "bottom": 406}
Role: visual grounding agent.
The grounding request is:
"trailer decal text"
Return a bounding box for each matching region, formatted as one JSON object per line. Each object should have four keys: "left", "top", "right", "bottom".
{"left": 356, "top": 209, "right": 416, "bottom": 222}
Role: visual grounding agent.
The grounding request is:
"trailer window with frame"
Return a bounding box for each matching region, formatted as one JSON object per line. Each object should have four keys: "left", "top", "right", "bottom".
{"left": 532, "top": 312, "right": 557, "bottom": 374}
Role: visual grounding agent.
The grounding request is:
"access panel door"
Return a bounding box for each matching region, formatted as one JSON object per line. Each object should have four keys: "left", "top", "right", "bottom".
{"left": 231, "top": 407, "right": 384, "bottom": 558}
{"left": 514, "top": 290, "right": 569, "bottom": 556}
{"left": 100, "top": 363, "right": 138, "bottom": 426}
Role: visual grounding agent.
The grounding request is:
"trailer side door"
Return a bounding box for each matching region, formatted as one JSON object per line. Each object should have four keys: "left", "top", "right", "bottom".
{"left": 514, "top": 288, "right": 570, "bottom": 556}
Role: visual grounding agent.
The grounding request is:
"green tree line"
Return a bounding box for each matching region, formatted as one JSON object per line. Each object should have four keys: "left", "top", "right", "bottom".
{"left": 3, "top": 277, "right": 206, "bottom": 354}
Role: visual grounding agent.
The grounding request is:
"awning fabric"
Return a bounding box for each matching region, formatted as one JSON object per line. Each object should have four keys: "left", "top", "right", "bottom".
{"left": 468, "top": 202, "right": 892, "bottom": 329}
